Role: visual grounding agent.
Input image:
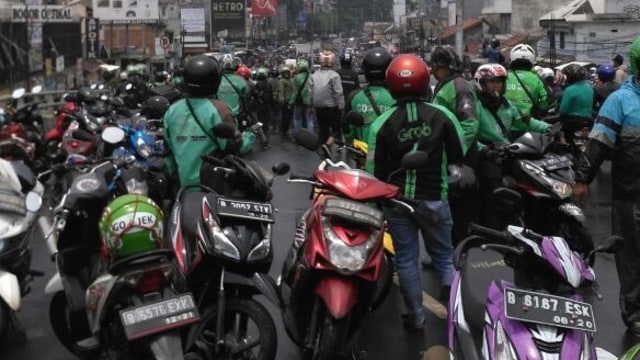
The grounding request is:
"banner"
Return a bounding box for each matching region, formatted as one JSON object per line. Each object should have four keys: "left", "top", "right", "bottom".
{"left": 250, "top": 0, "right": 277, "bottom": 17}
{"left": 92, "top": 0, "right": 159, "bottom": 23}
{"left": 11, "top": 5, "right": 75, "bottom": 22}
{"left": 85, "top": 18, "right": 100, "bottom": 59}
{"left": 181, "top": 8, "right": 205, "bottom": 32}
{"left": 210, "top": 0, "right": 245, "bottom": 40}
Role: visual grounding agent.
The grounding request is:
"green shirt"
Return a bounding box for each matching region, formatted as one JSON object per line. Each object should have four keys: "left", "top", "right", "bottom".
{"left": 559, "top": 81, "right": 594, "bottom": 119}
{"left": 290, "top": 72, "right": 312, "bottom": 106}
{"left": 217, "top": 73, "right": 249, "bottom": 116}
{"left": 163, "top": 98, "right": 255, "bottom": 186}
{"left": 504, "top": 70, "right": 555, "bottom": 116}
{"left": 432, "top": 76, "right": 480, "bottom": 153}
{"left": 476, "top": 98, "right": 549, "bottom": 148}
{"left": 344, "top": 85, "right": 395, "bottom": 143}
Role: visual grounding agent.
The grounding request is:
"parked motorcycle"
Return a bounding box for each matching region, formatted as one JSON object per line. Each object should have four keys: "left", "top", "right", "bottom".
{"left": 44, "top": 154, "right": 198, "bottom": 359}
{"left": 168, "top": 122, "right": 286, "bottom": 360}
{"left": 0, "top": 158, "right": 46, "bottom": 343}
{"left": 279, "top": 130, "right": 423, "bottom": 360}
{"left": 448, "top": 221, "right": 622, "bottom": 359}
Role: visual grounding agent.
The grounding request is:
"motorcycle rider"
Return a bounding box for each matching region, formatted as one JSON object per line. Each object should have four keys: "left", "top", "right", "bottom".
{"left": 311, "top": 50, "right": 345, "bottom": 144}
{"left": 504, "top": 44, "right": 555, "bottom": 119}
{"left": 163, "top": 55, "right": 255, "bottom": 187}
{"left": 430, "top": 46, "right": 480, "bottom": 246}
{"left": 559, "top": 63, "right": 594, "bottom": 145}
{"left": 277, "top": 65, "right": 296, "bottom": 138}
{"left": 573, "top": 36, "right": 640, "bottom": 338}
{"left": 254, "top": 67, "right": 274, "bottom": 145}
{"left": 268, "top": 67, "right": 281, "bottom": 133}
{"left": 217, "top": 55, "right": 251, "bottom": 125}
{"left": 291, "top": 58, "right": 314, "bottom": 131}
{"left": 343, "top": 47, "right": 395, "bottom": 144}
{"left": 473, "top": 63, "right": 550, "bottom": 228}
{"left": 593, "top": 64, "right": 620, "bottom": 112}
{"left": 337, "top": 52, "right": 361, "bottom": 105}
{"left": 366, "top": 54, "right": 466, "bottom": 331}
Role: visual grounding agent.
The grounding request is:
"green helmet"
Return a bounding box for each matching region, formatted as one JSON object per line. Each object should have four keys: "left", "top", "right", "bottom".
{"left": 126, "top": 63, "right": 149, "bottom": 77}
{"left": 297, "top": 59, "right": 309, "bottom": 72}
{"left": 99, "top": 194, "right": 164, "bottom": 260}
{"left": 629, "top": 36, "right": 640, "bottom": 76}
{"left": 256, "top": 67, "right": 268, "bottom": 80}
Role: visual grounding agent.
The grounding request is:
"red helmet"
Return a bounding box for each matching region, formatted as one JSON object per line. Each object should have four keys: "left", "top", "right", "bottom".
{"left": 385, "top": 54, "right": 430, "bottom": 98}
{"left": 236, "top": 65, "right": 251, "bottom": 80}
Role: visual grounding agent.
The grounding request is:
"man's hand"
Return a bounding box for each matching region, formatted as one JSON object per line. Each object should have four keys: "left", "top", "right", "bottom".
{"left": 573, "top": 182, "right": 590, "bottom": 203}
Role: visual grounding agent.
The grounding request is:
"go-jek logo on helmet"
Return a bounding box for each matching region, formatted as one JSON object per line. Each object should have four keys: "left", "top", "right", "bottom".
{"left": 398, "top": 123, "right": 432, "bottom": 142}
{"left": 110, "top": 212, "right": 158, "bottom": 236}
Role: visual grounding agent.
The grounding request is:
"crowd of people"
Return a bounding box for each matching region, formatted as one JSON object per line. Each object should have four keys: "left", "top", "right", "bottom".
{"left": 160, "top": 35, "right": 640, "bottom": 337}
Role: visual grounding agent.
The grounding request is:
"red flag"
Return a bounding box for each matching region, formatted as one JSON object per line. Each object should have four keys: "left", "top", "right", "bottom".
{"left": 251, "top": 0, "right": 277, "bottom": 17}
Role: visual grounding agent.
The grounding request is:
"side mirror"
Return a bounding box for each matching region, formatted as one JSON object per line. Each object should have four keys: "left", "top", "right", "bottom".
{"left": 272, "top": 162, "right": 291, "bottom": 176}
{"left": 125, "top": 83, "right": 133, "bottom": 91}
{"left": 401, "top": 151, "right": 428, "bottom": 170}
{"left": 294, "top": 129, "right": 320, "bottom": 151}
{"left": 12, "top": 88, "right": 26, "bottom": 99}
{"left": 31, "top": 85, "right": 42, "bottom": 94}
{"left": 25, "top": 191, "right": 42, "bottom": 212}
{"left": 98, "top": 84, "right": 105, "bottom": 90}
{"left": 597, "top": 235, "right": 624, "bottom": 254}
{"left": 344, "top": 111, "right": 365, "bottom": 127}
{"left": 101, "top": 126, "right": 126, "bottom": 144}
{"left": 212, "top": 122, "right": 237, "bottom": 139}
{"left": 90, "top": 83, "right": 97, "bottom": 90}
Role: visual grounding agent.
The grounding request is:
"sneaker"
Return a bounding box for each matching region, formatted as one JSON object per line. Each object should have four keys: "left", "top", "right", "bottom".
{"left": 401, "top": 314, "right": 425, "bottom": 333}
{"left": 628, "top": 321, "right": 640, "bottom": 337}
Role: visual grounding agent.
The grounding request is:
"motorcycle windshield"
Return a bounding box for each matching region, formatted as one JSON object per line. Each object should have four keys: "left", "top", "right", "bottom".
{"left": 0, "top": 190, "right": 25, "bottom": 216}
{"left": 314, "top": 169, "right": 399, "bottom": 201}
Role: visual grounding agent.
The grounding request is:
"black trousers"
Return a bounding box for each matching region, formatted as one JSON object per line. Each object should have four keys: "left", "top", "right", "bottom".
{"left": 281, "top": 104, "right": 293, "bottom": 135}
{"left": 612, "top": 199, "right": 640, "bottom": 326}
{"left": 314, "top": 106, "right": 342, "bottom": 144}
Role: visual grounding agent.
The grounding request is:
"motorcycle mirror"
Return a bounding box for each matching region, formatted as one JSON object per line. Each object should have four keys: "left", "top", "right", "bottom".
{"left": 98, "top": 84, "right": 105, "bottom": 90}
{"left": 344, "top": 111, "right": 365, "bottom": 127}
{"left": 12, "top": 88, "right": 26, "bottom": 99}
{"left": 294, "top": 129, "right": 320, "bottom": 151}
{"left": 101, "top": 126, "right": 126, "bottom": 144}
{"left": 125, "top": 83, "right": 133, "bottom": 91}
{"left": 212, "top": 122, "right": 237, "bottom": 139}
{"left": 135, "top": 117, "right": 149, "bottom": 129}
{"left": 25, "top": 191, "right": 42, "bottom": 213}
{"left": 90, "top": 83, "right": 97, "bottom": 90}
{"left": 597, "top": 235, "right": 624, "bottom": 254}
{"left": 31, "top": 85, "right": 42, "bottom": 94}
{"left": 401, "top": 151, "right": 428, "bottom": 170}
{"left": 272, "top": 162, "right": 291, "bottom": 176}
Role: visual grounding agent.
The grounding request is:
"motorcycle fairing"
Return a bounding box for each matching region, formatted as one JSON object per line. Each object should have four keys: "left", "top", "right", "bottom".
{"left": 314, "top": 169, "right": 399, "bottom": 201}
{"left": 0, "top": 270, "right": 20, "bottom": 311}
{"left": 314, "top": 275, "right": 358, "bottom": 319}
{"left": 85, "top": 273, "right": 118, "bottom": 334}
{"left": 169, "top": 199, "right": 203, "bottom": 275}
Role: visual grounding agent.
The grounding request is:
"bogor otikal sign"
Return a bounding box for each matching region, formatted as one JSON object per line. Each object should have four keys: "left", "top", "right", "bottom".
{"left": 11, "top": 5, "right": 75, "bottom": 22}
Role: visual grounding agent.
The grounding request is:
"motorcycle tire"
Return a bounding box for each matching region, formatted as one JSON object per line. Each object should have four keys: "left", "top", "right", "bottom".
{"left": 49, "top": 291, "right": 100, "bottom": 360}
{"left": 310, "top": 310, "right": 349, "bottom": 360}
{"left": 369, "top": 251, "right": 394, "bottom": 312}
{"left": 195, "top": 298, "right": 277, "bottom": 360}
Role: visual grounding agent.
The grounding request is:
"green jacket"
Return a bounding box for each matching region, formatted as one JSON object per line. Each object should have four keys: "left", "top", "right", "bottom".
{"left": 163, "top": 97, "right": 255, "bottom": 186}
{"left": 217, "top": 73, "right": 250, "bottom": 116}
{"left": 504, "top": 70, "right": 555, "bottom": 117}
{"left": 277, "top": 77, "right": 296, "bottom": 104}
{"left": 432, "top": 76, "right": 480, "bottom": 153}
{"left": 476, "top": 97, "right": 549, "bottom": 149}
{"left": 344, "top": 85, "right": 395, "bottom": 143}
{"left": 290, "top": 72, "right": 312, "bottom": 106}
{"left": 559, "top": 81, "right": 594, "bottom": 119}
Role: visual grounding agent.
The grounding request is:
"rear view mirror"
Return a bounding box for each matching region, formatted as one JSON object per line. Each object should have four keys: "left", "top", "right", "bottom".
{"left": 598, "top": 235, "right": 624, "bottom": 254}
{"left": 101, "top": 126, "right": 126, "bottom": 144}
{"left": 401, "top": 151, "right": 428, "bottom": 170}
{"left": 31, "top": 85, "right": 42, "bottom": 94}
{"left": 294, "top": 129, "right": 320, "bottom": 151}
{"left": 344, "top": 111, "right": 365, "bottom": 127}
{"left": 272, "top": 162, "right": 291, "bottom": 176}
{"left": 12, "top": 88, "right": 26, "bottom": 99}
{"left": 25, "top": 191, "right": 42, "bottom": 212}
{"left": 125, "top": 83, "right": 133, "bottom": 91}
{"left": 212, "top": 122, "right": 237, "bottom": 139}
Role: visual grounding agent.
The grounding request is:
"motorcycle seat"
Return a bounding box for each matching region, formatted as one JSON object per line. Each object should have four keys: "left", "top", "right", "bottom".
{"left": 460, "top": 247, "right": 513, "bottom": 331}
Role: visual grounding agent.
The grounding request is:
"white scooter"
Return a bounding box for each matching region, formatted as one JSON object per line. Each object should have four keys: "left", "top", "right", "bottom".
{"left": 0, "top": 158, "right": 47, "bottom": 343}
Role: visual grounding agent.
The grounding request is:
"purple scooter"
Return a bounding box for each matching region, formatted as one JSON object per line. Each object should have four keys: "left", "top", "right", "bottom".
{"left": 448, "top": 221, "right": 623, "bottom": 359}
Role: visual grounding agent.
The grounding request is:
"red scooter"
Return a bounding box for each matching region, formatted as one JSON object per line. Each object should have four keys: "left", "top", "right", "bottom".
{"left": 278, "top": 129, "right": 423, "bottom": 360}
{"left": 46, "top": 93, "right": 79, "bottom": 158}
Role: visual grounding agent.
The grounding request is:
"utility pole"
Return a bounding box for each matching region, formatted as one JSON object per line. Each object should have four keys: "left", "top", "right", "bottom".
{"left": 455, "top": 0, "right": 463, "bottom": 58}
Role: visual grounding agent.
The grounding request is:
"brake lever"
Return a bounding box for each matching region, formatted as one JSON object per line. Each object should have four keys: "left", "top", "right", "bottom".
{"left": 480, "top": 243, "right": 524, "bottom": 255}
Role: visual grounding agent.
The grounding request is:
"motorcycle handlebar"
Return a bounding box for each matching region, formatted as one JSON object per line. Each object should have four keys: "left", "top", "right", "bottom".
{"left": 468, "top": 223, "right": 513, "bottom": 242}
{"left": 289, "top": 173, "right": 316, "bottom": 182}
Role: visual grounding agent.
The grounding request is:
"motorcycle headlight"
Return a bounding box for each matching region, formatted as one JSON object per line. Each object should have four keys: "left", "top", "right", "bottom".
{"left": 540, "top": 173, "right": 572, "bottom": 199}
{"left": 493, "top": 321, "right": 517, "bottom": 360}
{"left": 136, "top": 139, "right": 153, "bottom": 159}
{"left": 322, "top": 217, "right": 380, "bottom": 274}
{"left": 247, "top": 224, "right": 273, "bottom": 262}
{"left": 206, "top": 213, "right": 240, "bottom": 260}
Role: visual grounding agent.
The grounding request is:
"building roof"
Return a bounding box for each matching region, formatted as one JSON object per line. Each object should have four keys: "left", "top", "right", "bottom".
{"left": 539, "top": 0, "right": 595, "bottom": 22}
{"left": 439, "top": 18, "right": 482, "bottom": 41}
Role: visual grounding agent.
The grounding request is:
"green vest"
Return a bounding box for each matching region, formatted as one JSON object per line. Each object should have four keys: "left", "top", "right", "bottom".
{"left": 217, "top": 73, "right": 248, "bottom": 116}
{"left": 345, "top": 85, "right": 395, "bottom": 143}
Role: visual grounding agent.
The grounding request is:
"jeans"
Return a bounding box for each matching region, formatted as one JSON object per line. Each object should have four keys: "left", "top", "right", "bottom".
{"left": 293, "top": 104, "right": 314, "bottom": 130}
{"left": 383, "top": 200, "right": 455, "bottom": 326}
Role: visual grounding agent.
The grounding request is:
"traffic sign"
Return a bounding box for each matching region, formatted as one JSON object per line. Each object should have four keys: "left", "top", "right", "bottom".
{"left": 161, "top": 36, "right": 170, "bottom": 49}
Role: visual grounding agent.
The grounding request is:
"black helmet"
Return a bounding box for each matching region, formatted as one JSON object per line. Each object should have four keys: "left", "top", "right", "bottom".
{"left": 270, "top": 66, "right": 279, "bottom": 77}
{"left": 339, "top": 53, "right": 353, "bottom": 67}
{"left": 362, "top": 47, "right": 392, "bottom": 82}
{"left": 183, "top": 55, "right": 221, "bottom": 96}
{"left": 141, "top": 96, "right": 170, "bottom": 119}
{"left": 562, "top": 64, "right": 586, "bottom": 85}
{"left": 430, "top": 46, "right": 463, "bottom": 73}
{"left": 154, "top": 71, "right": 168, "bottom": 83}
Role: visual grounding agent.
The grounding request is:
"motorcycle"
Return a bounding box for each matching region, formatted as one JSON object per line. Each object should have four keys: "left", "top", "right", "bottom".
{"left": 448, "top": 220, "right": 623, "bottom": 359}
{"left": 0, "top": 158, "right": 46, "bottom": 343}
{"left": 47, "top": 93, "right": 80, "bottom": 162}
{"left": 168, "top": 122, "right": 287, "bottom": 360}
{"left": 279, "top": 129, "right": 422, "bottom": 360}
{"left": 489, "top": 124, "right": 594, "bottom": 257}
{"left": 44, "top": 153, "right": 198, "bottom": 359}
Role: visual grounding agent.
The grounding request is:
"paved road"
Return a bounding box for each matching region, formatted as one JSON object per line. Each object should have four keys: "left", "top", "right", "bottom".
{"left": 2, "top": 134, "right": 638, "bottom": 359}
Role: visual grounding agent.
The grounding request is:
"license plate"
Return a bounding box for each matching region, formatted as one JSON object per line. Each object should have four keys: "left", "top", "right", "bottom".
{"left": 504, "top": 288, "right": 596, "bottom": 332}
{"left": 119, "top": 294, "right": 199, "bottom": 340}
{"left": 217, "top": 197, "right": 274, "bottom": 222}
{"left": 540, "top": 155, "right": 572, "bottom": 171}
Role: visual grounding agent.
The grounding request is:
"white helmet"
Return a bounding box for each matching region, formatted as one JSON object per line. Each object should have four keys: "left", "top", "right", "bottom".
{"left": 537, "top": 67, "right": 555, "bottom": 81}
{"left": 509, "top": 44, "right": 536, "bottom": 67}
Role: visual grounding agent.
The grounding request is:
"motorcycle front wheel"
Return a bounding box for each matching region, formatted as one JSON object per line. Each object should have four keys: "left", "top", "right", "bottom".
{"left": 49, "top": 291, "right": 100, "bottom": 360}
{"left": 195, "top": 298, "right": 277, "bottom": 360}
{"left": 310, "top": 310, "right": 350, "bottom": 360}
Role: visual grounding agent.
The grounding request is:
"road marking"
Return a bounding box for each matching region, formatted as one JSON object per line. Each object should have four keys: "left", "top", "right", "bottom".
{"left": 393, "top": 276, "right": 448, "bottom": 320}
